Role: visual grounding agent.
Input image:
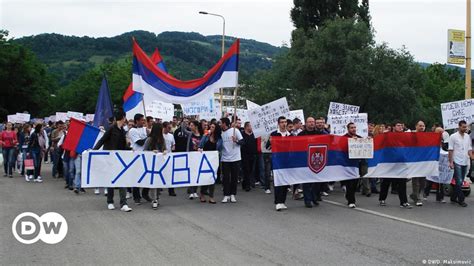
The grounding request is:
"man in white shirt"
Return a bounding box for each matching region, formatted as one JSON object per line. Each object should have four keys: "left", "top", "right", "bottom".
{"left": 128, "top": 114, "right": 149, "bottom": 204}
{"left": 448, "top": 120, "right": 472, "bottom": 207}
{"left": 220, "top": 117, "right": 243, "bottom": 203}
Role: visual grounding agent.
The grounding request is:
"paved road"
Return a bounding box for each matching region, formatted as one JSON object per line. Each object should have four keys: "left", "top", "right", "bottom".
{"left": 0, "top": 164, "right": 473, "bottom": 265}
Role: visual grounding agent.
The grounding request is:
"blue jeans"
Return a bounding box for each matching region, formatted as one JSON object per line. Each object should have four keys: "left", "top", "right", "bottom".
{"left": 2, "top": 147, "right": 15, "bottom": 176}
{"left": 452, "top": 163, "right": 466, "bottom": 203}
{"left": 74, "top": 155, "right": 82, "bottom": 189}
{"left": 31, "top": 149, "right": 42, "bottom": 179}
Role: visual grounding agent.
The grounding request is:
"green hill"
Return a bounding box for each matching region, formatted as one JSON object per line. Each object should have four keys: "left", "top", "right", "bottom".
{"left": 14, "top": 30, "right": 286, "bottom": 86}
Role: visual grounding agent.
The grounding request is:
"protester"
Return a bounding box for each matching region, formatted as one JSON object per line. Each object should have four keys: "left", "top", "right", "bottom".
{"left": 0, "top": 122, "right": 18, "bottom": 178}
{"left": 129, "top": 113, "right": 150, "bottom": 204}
{"left": 186, "top": 120, "right": 203, "bottom": 199}
{"left": 198, "top": 122, "right": 222, "bottom": 204}
{"left": 163, "top": 121, "right": 177, "bottom": 196}
{"left": 268, "top": 116, "right": 292, "bottom": 211}
{"left": 93, "top": 109, "right": 133, "bottom": 212}
{"left": 28, "top": 124, "right": 47, "bottom": 182}
{"left": 342, "top": 122, "right": 362, "bottom": 208}
{"left": 379, "top": 122, "right": 412, "bottom": 209}
{"left": 424, "top": 127, "right": 447, "bottom": 203}
{"left": 143, "top": 123, "right": 167, "bottom": 209}
{"left": 409, "top": 120, "right": 427, "bottom": 206}
{"left": 220, "top": 117, "right": 243, "bottom": 203}
{"left": 298, "top": 117, "right": 327, "bottom": 208}
{"left": 241, "top": 122, "right": 257, "bottom": 192}
{"left": 448, "top": 120, "right": 471, "bottom": 207}
{"left": 18, "top": 124, "right": 32, "bottom": 180}
{"left": 51, "top": 121, "right": 65, "bottom": 178}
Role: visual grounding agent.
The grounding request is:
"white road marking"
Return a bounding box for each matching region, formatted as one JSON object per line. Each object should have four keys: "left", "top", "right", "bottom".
{"left": 323, "top": 199, "right": 474, "bottom": 240}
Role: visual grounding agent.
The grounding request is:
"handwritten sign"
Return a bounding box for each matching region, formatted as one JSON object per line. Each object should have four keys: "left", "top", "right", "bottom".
{"left": 327, "top": 113, "right": 368, "bottom": 137}
{"left": 426, "top": 150, "right": 454, "bottom": 184}
{"left": 7, "top": 115, "right": 19, "bottom": 123}
{"left": 348, "top": 138, "right": 374, "bottom": 159}
{"left": 246, "top": 100, "right": 260, "bottom": 110}
{"left": 82, "top": 150, "right": 219, "bottom": 188}
{"left": 146, "top": 100, "right": 174, "bottom": 121}
{"left": 248, "top": 97, "right": 290, "bottom": 138}
{"left": 67, "top": 111, "right": 84, "bottom": 121}
{"left": 15, "top": 113, "right": 31, "bottom": 123}
{"left": 85, "top": 114, "right": 95, "bottom": 123}
{"left": 328, "top": 102, "right": 360, "bottom": 116}
{"left": 181, "top": 96, "right": 216, "bottom": 116}
{"left": 440, "top": 99, "right": 474, "bottom": 130}
{"left": 225, "top": 107, "right": 249, "bottom": 122}
{"left": 288, "top": 109, "right": 305, "bottom": 125}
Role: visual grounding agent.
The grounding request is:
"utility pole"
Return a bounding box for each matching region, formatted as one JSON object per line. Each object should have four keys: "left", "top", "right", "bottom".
{"left": 466, "top": 0, "right": 472, "bottom": 99}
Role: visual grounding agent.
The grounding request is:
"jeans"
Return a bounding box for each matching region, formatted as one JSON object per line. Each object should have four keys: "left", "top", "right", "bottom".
{"left": 74, "top": 155, "right": 82, "bottom": 189}
{"left": 222, "top": 161, "right": 240, "bottom": 196}
{"left": 241, "top": 154, "right": 256, "bottom": 190}
{"left": 107, "top": 188, "right": 127, "bottom": 207}
{"left": 52, "top": 148, "right": 63, "bottom": 177}
{"left": 410, "top": 177, "right": 426, "bottom": 202}
{"left": 2, "top": 147, "right": 15, "bottom": 175}
{"left": 303, "top": 182, "right": 321, "bottom": 203}
{"left": 424, "top": 180, "right": 444, "bottom": 201}
{"left": 31, "top": 149, "right": 42, "bottom": 179}
{"left": 379, "top": 178, "right": 408, "bottom": 205}
{"left": 66, "top": 157, "right": 75, "bottom": 188}
{"left": 452, "top": 163, "right": 467, "bottom": 203}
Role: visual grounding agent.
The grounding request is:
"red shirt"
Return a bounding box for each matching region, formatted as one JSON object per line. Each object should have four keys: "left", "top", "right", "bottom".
{"left": 0, "top": 131, "right": 18, "bottom": 148}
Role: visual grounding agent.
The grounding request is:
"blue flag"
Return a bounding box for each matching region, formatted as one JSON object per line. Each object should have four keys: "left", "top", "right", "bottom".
{"left": 93, "top": 76, "right": 114, "bottom": 129}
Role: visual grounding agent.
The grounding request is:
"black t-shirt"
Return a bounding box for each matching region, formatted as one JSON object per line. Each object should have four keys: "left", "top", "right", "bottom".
{"left": 174, "top": 127, "right": 189, "bottom": 152}
{"left": 241, "top": 132, "right": 257, "bottom": 155}
{"left": 203, "top": 138, "right": 217, "bottom": 151}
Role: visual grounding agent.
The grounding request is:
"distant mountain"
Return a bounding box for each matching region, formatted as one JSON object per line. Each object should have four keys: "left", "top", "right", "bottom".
{"left": 14, "top": 30, "right": 287, "bottom": 86}
{"left": 418, "top": 62, "right": 474, "bottom": 76}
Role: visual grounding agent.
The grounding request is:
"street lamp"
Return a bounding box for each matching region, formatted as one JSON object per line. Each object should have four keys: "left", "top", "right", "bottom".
{"left": 199, "top": 11, "right": 226, "bottom": 113}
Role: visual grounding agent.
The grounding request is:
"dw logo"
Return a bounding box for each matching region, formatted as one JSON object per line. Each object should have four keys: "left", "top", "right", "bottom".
{"left": 12, "top": 212, "right": 68, "bottom": 244}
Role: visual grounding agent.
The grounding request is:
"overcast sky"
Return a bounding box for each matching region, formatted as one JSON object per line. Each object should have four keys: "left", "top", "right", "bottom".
{"left": 0, "top": 0, "right": 468, "bottom": 64}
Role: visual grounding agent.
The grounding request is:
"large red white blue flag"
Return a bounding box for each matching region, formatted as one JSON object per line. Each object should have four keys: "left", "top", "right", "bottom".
{"left": 132, "top": 39, "right": 239, "bottom": 104}
{"left": 271, "top": 135, "right": 359, "bottom": 186}
{"left": 365, "top": 132, "right": 441, "bottom": 178}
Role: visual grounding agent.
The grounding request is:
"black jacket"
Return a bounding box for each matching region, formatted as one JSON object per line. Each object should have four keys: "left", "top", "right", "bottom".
{"left": 241, "top": 131, "right": 257, "bottom": 155}
{"left": 93, "top": 124, "right": 129, "bottom": 151}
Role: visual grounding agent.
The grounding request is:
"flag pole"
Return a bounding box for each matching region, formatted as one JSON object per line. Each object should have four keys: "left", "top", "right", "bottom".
{"left": 232, "top": 85, "right": 238, "bottom": 143}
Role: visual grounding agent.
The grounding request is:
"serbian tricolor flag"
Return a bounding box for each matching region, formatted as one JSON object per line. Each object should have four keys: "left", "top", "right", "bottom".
{"left": 271, "top": 135, "right": 359, "bottom": 186}
{"left": 62, "top": 118, "right": 104, "bottom": 154}
{"left": 123, "top": 48, "right": 168, "bottom": 119}
{"left": 132, "top": 39, "right": 239, "bottom": 104}
{"left": 365, "top": 132, "right": 441, "bottom": 178}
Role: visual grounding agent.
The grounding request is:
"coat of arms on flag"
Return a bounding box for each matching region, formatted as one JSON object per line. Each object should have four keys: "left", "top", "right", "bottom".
{"left": 308, "top": 145, "right": 328, "bottom": 173}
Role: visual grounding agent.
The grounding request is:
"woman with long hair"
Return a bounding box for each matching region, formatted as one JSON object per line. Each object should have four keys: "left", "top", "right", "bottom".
{"left": 198, "top": 122, "right": 222, "bottom": 204}
{"left": 0, "top": 122, "right": 18, "bottom": 178}
{"left": 28, "top": 124, "right": 47, "bottom": 182}
{"left": 18, "top": 124, "right": 32, "bottom": 180}
{"left": 143, "top": 123, "right": 166, "bottom": 210}
{"left": 186, "top": 120, "right": 203, "bottom": 199}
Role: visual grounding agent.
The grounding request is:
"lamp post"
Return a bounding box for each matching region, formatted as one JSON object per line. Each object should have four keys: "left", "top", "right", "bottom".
{"left": 466, "top": 0, "right": 472, "bottom": 99}
{"left": 199, "top": 11, "right": 225, "bottom": 114}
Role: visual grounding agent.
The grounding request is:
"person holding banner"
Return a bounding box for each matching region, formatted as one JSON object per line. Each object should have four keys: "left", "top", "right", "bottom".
{"left": 93, "top": 110, "right": 133, "bottom": 212}
{"left": 378, "top": 122, "right": 411, "bottom": 209}
{"left": 129, "top": 114, "right": 150, "bottom": 205}
{"left": 424, "top": 127, "right": 447, "bottom": 203}
{"left": 409, "top": 121, "right": 427, "bottom": 207}
{"left": 220, "top": 118, "right": 243, "bottom": 203}
{"left": 268, "top": 116, "right": 292, "bottom": 211}
{"left": 163, "top": 121, "right": 177, "bottom": 197}
{"left": 342, "top": 122, "right": 363, "bottom": 208}
{"left": 186, "top": 120, "right": 203, "bottom": 200}
{"left": 0, "top": 122, "right": 18, "bottom": 178}
{"left": 448, "top": 120, "right": 472, "bottom": 207}
{"left": 198, "top": 122, "right": 222, "bottom": 204}
{"left": 143, "top": 123, "right": 167, "bottom": 210}
{"left": 241, "top": 122, "right": 257, "bottom": 192}
{"left": 298, "top": 117, "right": 327, "bottom": 208}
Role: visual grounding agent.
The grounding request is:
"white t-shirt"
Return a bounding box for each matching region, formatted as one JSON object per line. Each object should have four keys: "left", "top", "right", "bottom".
{"left": 163, "top": 133, "right": 175, "bottom": 152}
{"left": 448, "top": 131, "right": 472, "bottom": 166}
{"left": 221, "top": 128, "right": 243, "bottom": 162}
{"left": 128, "top": 127, "right": 148, "bottom": 151}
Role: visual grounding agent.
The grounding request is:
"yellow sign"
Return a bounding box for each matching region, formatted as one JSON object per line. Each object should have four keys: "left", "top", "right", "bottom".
{"left": 447, "top": 29, "right": 466, "bottom": 65}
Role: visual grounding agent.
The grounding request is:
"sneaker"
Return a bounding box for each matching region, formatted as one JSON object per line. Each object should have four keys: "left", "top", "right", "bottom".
{"left": 230, "top": 195, "right": 237, "bottom": 203}
{"left": 74, "top": 189, "right": 79, "bottom": 194}
{"left": 280, "top": 203, "right": 288, "bottom": 210}
{"left": 94, "top": 188, "right": 100, "bottom": 195}
{"left": 126, "top": 192, "right": 132, "bottom": 199}
{"left": 400, "top": 203, "right": 412, "bottom": 209}
{"left": 275, "top": 204, "right": 283, "bottom": 211}
{"left": 104, "top": 188, "right": 108, "bottom": 196}
{"left": 379, "top": 200, "right": 386, "bottom": 206}
{"left": 328, "top": 184, "right": 334, "bottom": 191}
{"left": 348, "top": 203, "right": 356, "bottom": 208}
{"left": 458, "top": 202, "right": 468, "bottom": 207}
{"left": 25, "top": 175, "right": 32, "bottom": 182}
{"left": 264, "top": 189, "right": 271, "bottom": 194}
{"left": 189, "top": 194, "right": 195, "bottom": 200}
{"left": 321, "top": 192, "right": 329, "bottom": 197}
{"left": 193, "top": 193, "right": 199, "bottom": 198}
{"left": 134, "top": 199, "right": 141, "bottom": 205}
{"left": 415, "top": 201, "right": 423, "bottom": 206}
{"left": 80, "top": 188, "right": 86, "bottom": 193}
{"left": 342, "top": 185, "right": 347, "bottom": 192}
{"left": 34, "top": 176, "right": 43, "bottom": 183}
{"left": 120, "top": 205, "right": 133, "bottom": 212}
{"left": 436, "top": 199, "right": 446, "bottom": 203}
{"left": 255, "top": 181, "right": 261, "bottom": 186}
{"left": 107, "top": 204, "right": 115, "bottom": 210}
{"left": 304, "top": 202, "right": 313, "bottom": 208}
{"left": 221, "top": 196, "right": 230, "bottom": 203}
{"left": 152, "top": 200, "right": 159, "bottom": 209}
{"left": 9, "top": 174, "right": 13, "bottom": 178}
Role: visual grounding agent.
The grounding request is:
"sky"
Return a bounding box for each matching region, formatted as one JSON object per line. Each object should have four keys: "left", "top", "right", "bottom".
{"left": 0, "top": 0, "right": 469, "bottom": 64}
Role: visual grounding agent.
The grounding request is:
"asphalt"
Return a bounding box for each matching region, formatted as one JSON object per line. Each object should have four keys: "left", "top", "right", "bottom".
{"left": 0, "top": 164, "right": 473, "bottom": 265}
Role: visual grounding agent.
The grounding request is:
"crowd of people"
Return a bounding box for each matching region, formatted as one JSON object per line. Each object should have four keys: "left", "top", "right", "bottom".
{"left": 0, "top": 109, "right": 472, "bottom": 212}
